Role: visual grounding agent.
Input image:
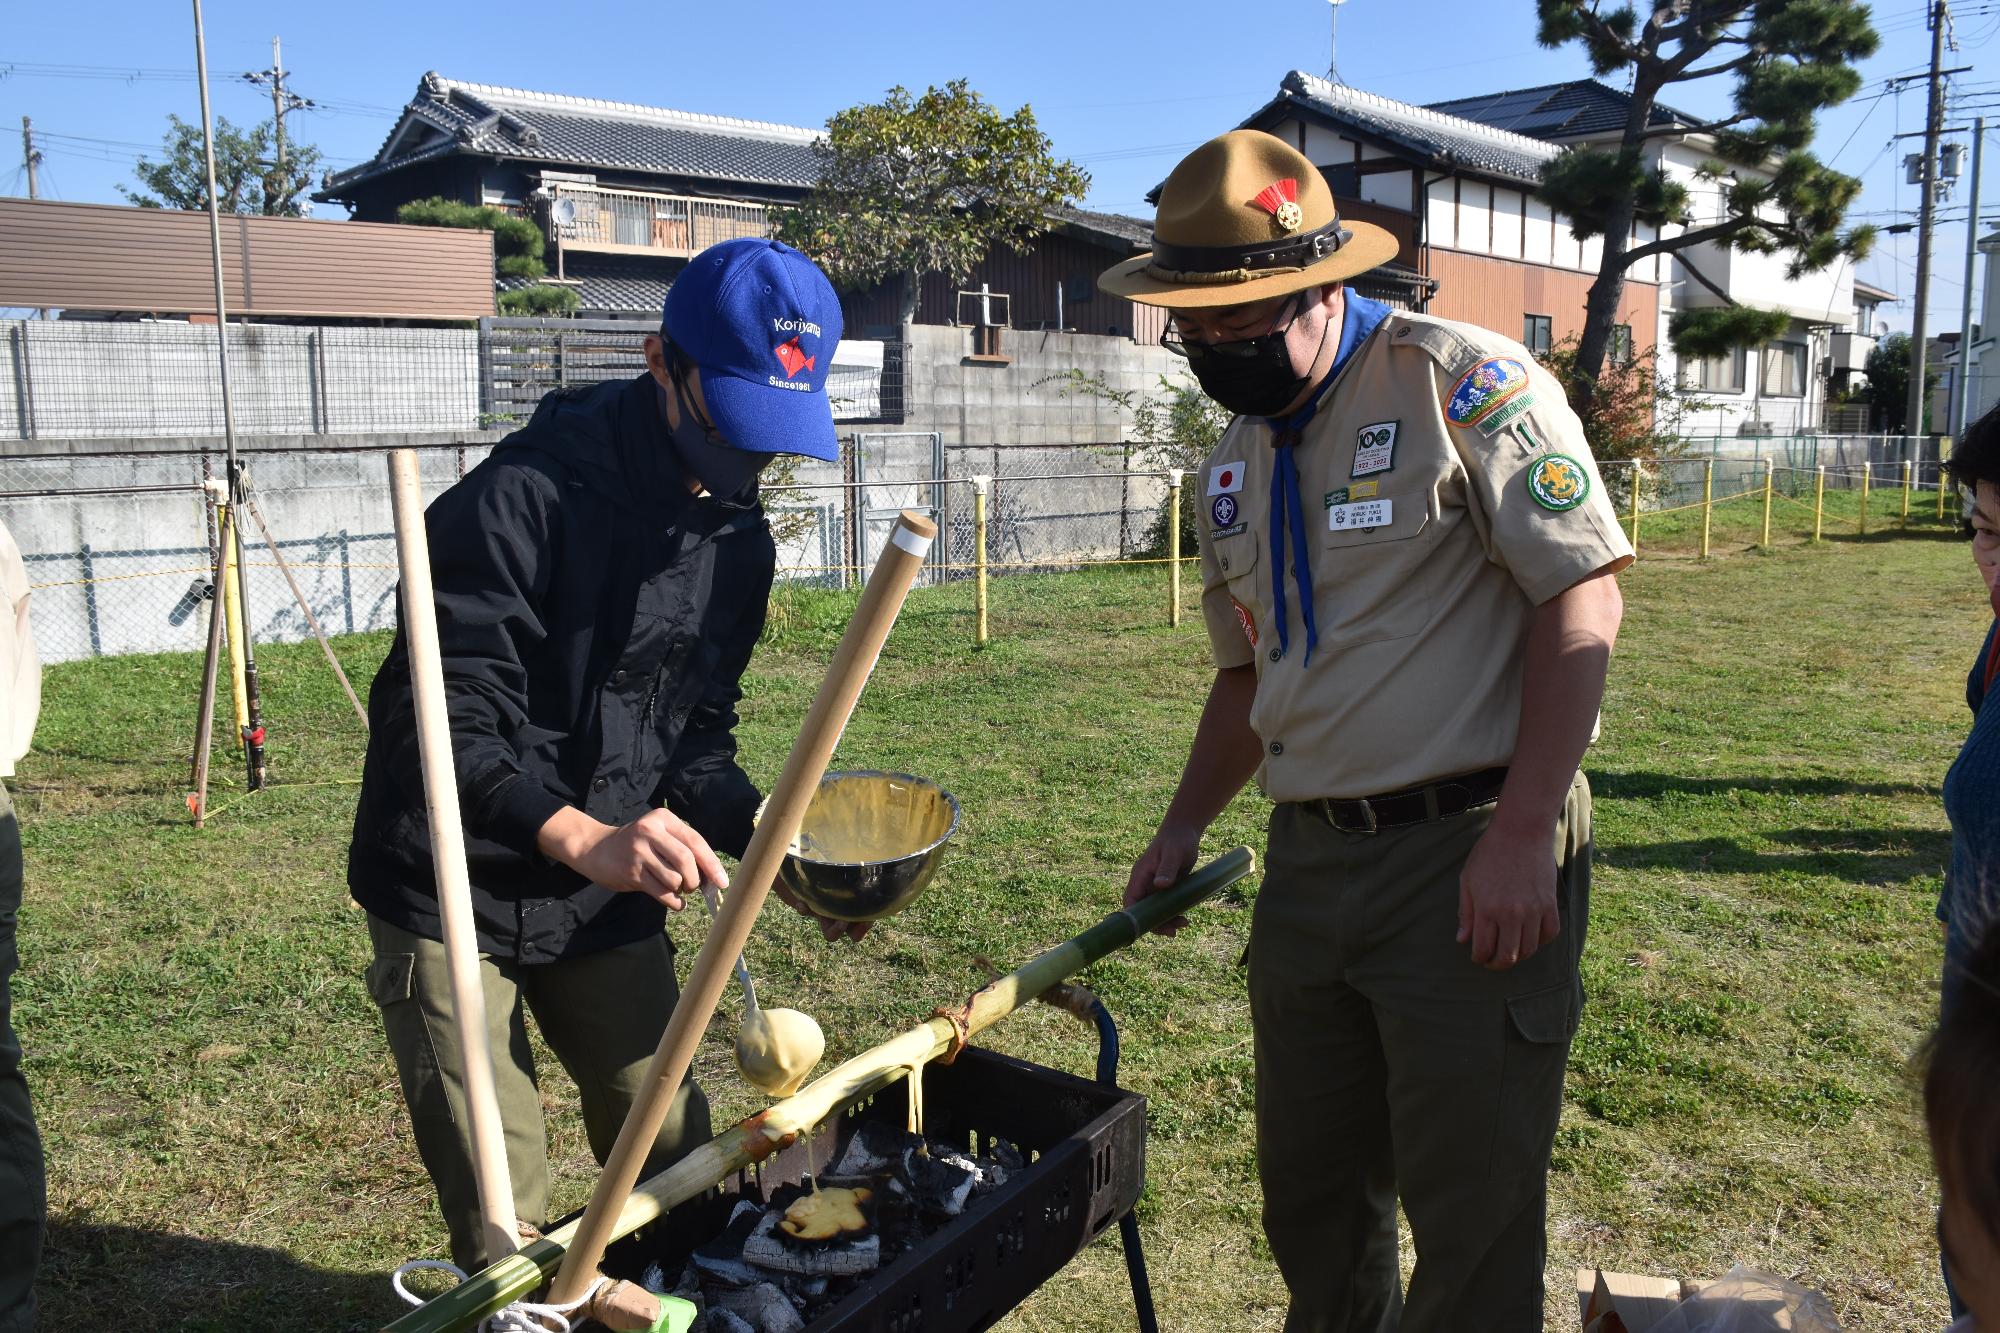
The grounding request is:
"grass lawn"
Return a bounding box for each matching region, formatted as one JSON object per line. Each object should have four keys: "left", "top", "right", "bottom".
{"left": 8, "top": 519, "right": 1981, "bottom": 1331}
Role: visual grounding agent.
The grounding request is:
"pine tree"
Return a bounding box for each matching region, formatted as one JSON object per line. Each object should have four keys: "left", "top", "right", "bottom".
{"left": 1535, "top": 0, "right": 1879, "bottom": 418}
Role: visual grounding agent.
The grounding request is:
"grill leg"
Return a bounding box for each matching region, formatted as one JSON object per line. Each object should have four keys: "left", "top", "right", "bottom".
{"left": 1086, "top": 998, "right": 1160, "bottom": 1333}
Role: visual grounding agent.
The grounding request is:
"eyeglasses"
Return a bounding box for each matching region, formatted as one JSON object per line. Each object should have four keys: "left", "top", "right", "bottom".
{"left": 1160, "top": 293, "right": 1306, "bottom": 360}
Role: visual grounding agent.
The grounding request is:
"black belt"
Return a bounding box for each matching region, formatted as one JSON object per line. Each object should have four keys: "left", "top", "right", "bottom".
{"left": 1304, "top": 767, "right": 1509, "bottom": 834}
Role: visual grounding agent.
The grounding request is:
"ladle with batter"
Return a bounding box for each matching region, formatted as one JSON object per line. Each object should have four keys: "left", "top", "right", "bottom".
{"left": 699, "top": 882, "right": 826, "bottom": 1097}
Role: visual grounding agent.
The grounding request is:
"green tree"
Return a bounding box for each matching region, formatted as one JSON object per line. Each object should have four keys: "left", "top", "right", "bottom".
{"left": 775, "top": 80, "right": 1089, "bottom": 324}
{"left": 1535, "top": 336, "right": 1703, "bottom": 462}
{"left": 120, "top": 113, "right": 322, "bottom": 217}
{"left": 1864, "top": 332, "right": 1940, "bottom": 433}
{"left": 395, "top": 197, "right": 575, "bottom": 315}
{"left": 1533, "top": 0, "right": 1878, "bottom": 419}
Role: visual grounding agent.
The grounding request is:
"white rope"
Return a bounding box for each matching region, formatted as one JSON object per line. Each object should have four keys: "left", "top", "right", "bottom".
{"left": 391, "top": 1258, "right": 610, "bottom": 1333}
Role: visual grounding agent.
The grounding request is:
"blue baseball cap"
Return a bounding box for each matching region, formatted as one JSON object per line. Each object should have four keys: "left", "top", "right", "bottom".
{"left": 661, "top": 238, "right": 844, "bottom": 463}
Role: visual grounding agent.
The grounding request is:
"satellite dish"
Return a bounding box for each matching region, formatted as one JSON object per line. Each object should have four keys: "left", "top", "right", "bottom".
{"left": 551, "top": 197, "right": 577, "bottom": 228}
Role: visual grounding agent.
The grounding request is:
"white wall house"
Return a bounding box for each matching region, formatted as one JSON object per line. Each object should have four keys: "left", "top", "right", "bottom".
{"left": 1435, "top": 81, "right": 1866, "bottom": 443}
{"left": 1938, "top": 231, "right": 2000, "bottom": 433}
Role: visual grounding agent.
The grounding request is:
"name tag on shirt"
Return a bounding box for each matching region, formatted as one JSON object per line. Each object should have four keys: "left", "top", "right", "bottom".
{"left": 1326, "top": 497, "right": 1392, "bottom": 531}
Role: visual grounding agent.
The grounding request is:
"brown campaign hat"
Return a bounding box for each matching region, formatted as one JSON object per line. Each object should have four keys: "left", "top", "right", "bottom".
{"left": 1099, "top": 129, "right": 1399, "bottom": 310}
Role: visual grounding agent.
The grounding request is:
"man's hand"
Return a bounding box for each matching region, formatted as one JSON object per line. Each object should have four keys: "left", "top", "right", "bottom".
{"left": 1125, "top": 822, "right": 1203, "bottom": 937}
{"left": 1457, "top": 817, "right": 1560, "bottom": 970}
{"left": 770, "top": 880, "right": 871, "bottom": 943}
{"left": 538, "top": 806, "right": 725, "bottom": 910}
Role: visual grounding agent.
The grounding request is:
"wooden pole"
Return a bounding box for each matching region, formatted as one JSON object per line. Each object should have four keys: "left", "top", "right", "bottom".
{"left": 1627, "top": 461, "right": 1642, "bottom": 555}
{"left": 1760, "top": 460, "right": 1774, "bottom": 549}
{"left": 386, "top": 450, "right": 517, "bottom": 1267}
{"left": 219, "top": 498, "right": 250, "bottom": 746}
{"left": 383, "top": 846, "right": 1258, "bottom": 1333}
{"left": 1813, "top": 465, "right": 1826, "bottom": 543}
{"left": 243, "top": 488, "right": 369, "bottom": 731}
{"left": 1167, "top": 469, "right": 1183, "bottom": 628}
{"left": 973, "top": 475, "right": 990, "bottom": 647}
{"left": 1902, "top": 458, "right": 1914, "bottom": 525}
{"left": 549, "top": 509, "right": 939, "bottom": 1305}
{"left": 1699, "top": 459, "right": 1714, "bottom": 559}
{"left": 1859, "top": 461, "right": 1871, "bottom": 535}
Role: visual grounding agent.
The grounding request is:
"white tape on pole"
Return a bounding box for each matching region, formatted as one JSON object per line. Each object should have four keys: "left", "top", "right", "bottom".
{"left": 892, "top": 527, "right": 934, "bottom": 558}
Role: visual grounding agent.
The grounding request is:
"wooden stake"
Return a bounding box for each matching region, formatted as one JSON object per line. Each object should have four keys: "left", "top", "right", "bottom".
{"left": 386, "top": 450, "right": 517, "bottom": 1266}
{"left": 382, "top": 846, "right": 1257, "bottom": 1333}
{"left": 549, "top": 509, "right": 939, "bottom": 1305}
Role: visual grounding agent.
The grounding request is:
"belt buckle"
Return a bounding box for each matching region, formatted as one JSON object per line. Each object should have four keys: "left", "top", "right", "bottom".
{"left": 1325, "top": 797, "right": 1377, "bottom": 834}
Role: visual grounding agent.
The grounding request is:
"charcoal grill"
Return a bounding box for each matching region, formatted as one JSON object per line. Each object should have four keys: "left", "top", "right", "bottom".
{"left": 595, "top": 1043, "right": 1148, "bottom": 1331}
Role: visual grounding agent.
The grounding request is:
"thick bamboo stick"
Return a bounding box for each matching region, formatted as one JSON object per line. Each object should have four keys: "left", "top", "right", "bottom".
{"left": 387, "top": 450, "right": 518, "bottom": 1267}
{"left": 549, "top": 510, "right": 939, "bottom": 1304}
{"left": 381, "top": 845, "right": 1257, "bottom": 1333}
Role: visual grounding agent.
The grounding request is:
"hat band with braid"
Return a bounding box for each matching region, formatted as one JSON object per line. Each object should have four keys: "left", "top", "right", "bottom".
{"left": 1145, "top": 221, "right": 1352, "bottom": 283}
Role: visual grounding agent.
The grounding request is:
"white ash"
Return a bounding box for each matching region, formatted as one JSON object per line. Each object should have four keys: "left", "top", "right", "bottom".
{"left": 711, "top": 1281, "right": 806, "bottom": 1333}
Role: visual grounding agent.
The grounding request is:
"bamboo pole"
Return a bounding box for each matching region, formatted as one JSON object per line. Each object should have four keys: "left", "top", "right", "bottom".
{"left": 382, "top": 846, "right": 1258, "bottom": 1333}
{"left": 187, "top": 496, "right": 230, "bottom": 827}
{"left": 219, "top": 496, "right": 249, "bottom": 746}
{"left": 387, "top": 451, "right": 518, "bottom": 1267}
{"left": 973, "top": 475, "right": 990, "bottom": 647}
{"left": 1167, "top": 469, "right": 1183, "bottom": 629}
{"left": 1627, "top": 461, "right": 1642, "bottom": 555}
{"left": 1699, "top": 459, "right": 1714, "bottom": 560}
{"left": 1813, "top": 466, "right": 1826, "bottom": 543}
{"left": 1759, "top": 460, "right": 1774, "bottom": 550}
{"left": 549, "top": 510, "right": 939, "bottom": 1305}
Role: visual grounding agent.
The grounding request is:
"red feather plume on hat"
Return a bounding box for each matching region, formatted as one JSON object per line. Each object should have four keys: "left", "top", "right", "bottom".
{"left": 1251, "top": 178, "right": 1299, "bottom": 216}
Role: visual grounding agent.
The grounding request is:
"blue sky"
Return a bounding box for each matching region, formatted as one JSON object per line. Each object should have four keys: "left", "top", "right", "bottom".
{"left": 4, "top": 0, "right": 1997, "bottom": 333}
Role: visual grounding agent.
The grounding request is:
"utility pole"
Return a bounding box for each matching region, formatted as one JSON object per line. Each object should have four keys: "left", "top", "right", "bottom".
{"left": 243, "top": 35, "right": 313, "bottom": 213}
{"left": 1957, "top": 116, "right": 1985, "bottom": 437}
{"left": 20, "top": 117, "right": 40, "bottom": 199}
{"left": 1907, "top": 0, "right": 1950, "bottom": 441}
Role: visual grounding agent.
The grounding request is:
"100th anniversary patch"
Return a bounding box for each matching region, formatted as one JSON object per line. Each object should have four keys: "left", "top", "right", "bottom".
{"left": 1352, "top": 421, "right": 1398, "bottom": 476}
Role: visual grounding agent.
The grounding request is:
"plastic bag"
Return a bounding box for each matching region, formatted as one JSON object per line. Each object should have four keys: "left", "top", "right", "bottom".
{"left": 1644, "top": 1265, "right": 1842, "bottom": 1333}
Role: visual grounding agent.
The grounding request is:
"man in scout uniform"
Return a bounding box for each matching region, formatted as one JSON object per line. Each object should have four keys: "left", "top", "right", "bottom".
{"left": 1105, "top": 131, "right": 1631, "bottom": 1331}
{"left": 350, "top": 238, "right": 855, "bottom": 1271}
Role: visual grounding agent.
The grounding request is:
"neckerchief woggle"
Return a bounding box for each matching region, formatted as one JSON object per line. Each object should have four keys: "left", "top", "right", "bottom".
{"left": 1267, "top": 292, "right": 1392, "bottom": 666}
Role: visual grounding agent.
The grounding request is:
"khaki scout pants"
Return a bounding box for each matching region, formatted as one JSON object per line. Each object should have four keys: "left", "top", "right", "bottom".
{"left": 365, "top": 915, "right": 712, "bottom": 1272}
{"left": 1250, "top": 772, "right": 1591, "bottom": 1333}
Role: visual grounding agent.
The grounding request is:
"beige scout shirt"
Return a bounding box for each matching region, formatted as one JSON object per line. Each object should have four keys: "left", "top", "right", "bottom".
{"left": 0, "top": 519, "right": 40, "bottom": 779}
{"left": 1197, "top": 311, "right": 1632, "bottom": 803}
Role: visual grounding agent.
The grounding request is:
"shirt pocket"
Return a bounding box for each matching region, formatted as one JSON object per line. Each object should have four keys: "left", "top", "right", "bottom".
{"left": 1210, "top": 528, "right": 1264, "bottom": 618}
{"left": 1315, "top": 485, "right": 1440, "bottom": 648}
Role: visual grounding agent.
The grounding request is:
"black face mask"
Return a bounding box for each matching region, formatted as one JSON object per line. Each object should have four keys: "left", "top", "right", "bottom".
{"left": 663, "top": 373, "right": 770, "bottom": 504}
{"left": 1179, "top": 295, "right": 1328, "bottom": 419}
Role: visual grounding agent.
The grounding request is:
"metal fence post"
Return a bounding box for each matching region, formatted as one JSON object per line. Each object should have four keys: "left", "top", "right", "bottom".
{"left": 972, "top": 474, "right": 990, "bottom": 647}
{"left": 1628, "top": 461, "right": 1642, "bottom": 556}
{"left": 1760, "top": 459, "right": 1774, "bottom": 549}
{"left": 1814, "top": 465, "right": 1826, "bottom": 543}
{"left": 1700, "top": 459, "right": 1714, "bottom": 559}
{"left": 1166, "top": 468, "right": 1184, "bottom": 628}
{"left": 1941, "top": 443, "right": 1953, "bottom": 520}
{"left": 1859, "top": 462, "right": 1870, "bottom": 536}
{"left": 77, "top": 542, "right": 102, "bottom": 657}
{"left": 1901, "top": 458, "right": 1913, "bottom": 525}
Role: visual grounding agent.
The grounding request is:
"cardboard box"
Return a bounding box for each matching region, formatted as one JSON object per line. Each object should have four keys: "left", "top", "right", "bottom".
{"left": 1578, "top": 1268, "right": 1696, "bottom": 1333}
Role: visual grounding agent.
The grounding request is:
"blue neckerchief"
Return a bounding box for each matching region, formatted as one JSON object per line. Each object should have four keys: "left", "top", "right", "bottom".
{"left": 1265, "top": 293, "right": 1392, "bottom": 666}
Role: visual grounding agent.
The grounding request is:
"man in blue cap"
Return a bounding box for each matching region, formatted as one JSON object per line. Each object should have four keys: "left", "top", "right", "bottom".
{"left": 349, "top": 237, "right": 851, "bottom": 1271}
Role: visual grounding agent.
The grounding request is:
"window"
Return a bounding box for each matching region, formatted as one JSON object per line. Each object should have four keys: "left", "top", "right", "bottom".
{"left": 1610, "top": 324, "right": 1633, "bottom": 367}
{"left": 1760, "top": 341, "right": 1809, "bottom": 398}
{"left": 1680, "top": 348, "right": 1746, "bottom": 393}
{"left": 1523, "top": 314, "right": 1553, "bottom": 355}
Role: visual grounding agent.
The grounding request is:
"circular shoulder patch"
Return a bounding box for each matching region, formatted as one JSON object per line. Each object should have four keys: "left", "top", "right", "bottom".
{"left": 1526, "top": 453, "right": 1590, "bottom": 511}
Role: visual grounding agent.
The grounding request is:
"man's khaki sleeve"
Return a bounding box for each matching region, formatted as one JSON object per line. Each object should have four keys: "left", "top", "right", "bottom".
{"left": 1445, "top": 359, "right": 1634, "bottom": 605}
{"left": 1198, "top": 523, "right": 1255, "bottom": 669}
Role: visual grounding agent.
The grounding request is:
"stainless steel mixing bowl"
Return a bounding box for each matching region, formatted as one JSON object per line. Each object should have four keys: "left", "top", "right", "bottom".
{"left": 768, "top": 771, "right": 960, "bottom": 922}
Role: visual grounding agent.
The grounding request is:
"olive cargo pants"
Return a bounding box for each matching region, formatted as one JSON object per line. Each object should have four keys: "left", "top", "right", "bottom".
{"left": 0, "top": 783, "right": 44, "bottom": 1333}
{"left": 1250, "top": 772, "right": 1591, "bottom": 1333}
{"left": 365, "top": 915, "right": 712, "bottom": 1272}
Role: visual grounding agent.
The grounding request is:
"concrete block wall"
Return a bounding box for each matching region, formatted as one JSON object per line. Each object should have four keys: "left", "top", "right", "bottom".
{"left": 898, "top": 324, "right": 1186, "bottom": 447}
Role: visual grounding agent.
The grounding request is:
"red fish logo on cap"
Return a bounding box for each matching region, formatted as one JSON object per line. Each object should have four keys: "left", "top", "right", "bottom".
{"left": 774, "top": 336, "right": 816, "bottom": 380}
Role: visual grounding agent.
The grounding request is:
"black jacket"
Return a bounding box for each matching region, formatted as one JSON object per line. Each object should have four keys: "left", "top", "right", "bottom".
{"left": 348, "top": 374, "right": 775, "bottom": 962}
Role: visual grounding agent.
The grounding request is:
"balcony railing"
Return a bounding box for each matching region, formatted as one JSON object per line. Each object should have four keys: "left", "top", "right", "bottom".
{"left": 548, "top": 185, "right": 773, "bottom": 259}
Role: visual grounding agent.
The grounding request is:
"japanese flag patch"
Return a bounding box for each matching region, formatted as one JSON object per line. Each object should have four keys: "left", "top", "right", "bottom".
{"left": 1208, "top": 462, "right": 1246, "bottom": 497}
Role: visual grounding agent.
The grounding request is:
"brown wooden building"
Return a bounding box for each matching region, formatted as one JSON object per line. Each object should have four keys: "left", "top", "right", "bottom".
{"left": 0, "top": 197, "right": 494, "bottom": 321}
